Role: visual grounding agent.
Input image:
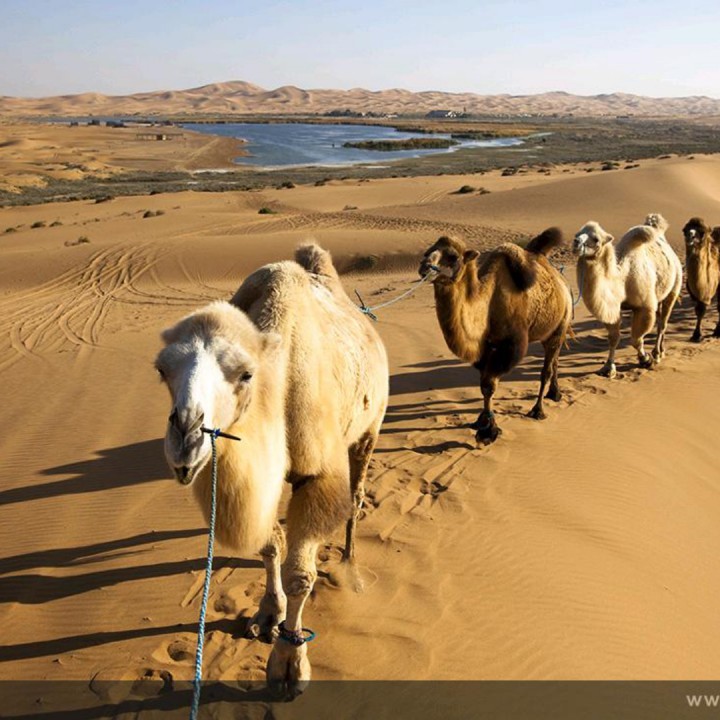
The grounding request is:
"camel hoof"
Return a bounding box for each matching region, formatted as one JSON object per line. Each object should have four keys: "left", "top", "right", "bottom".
{"left": 597, "top": 363, "right": 617, "bottom": 379}
{"left": 545, "top": 387, "right": 562, "bottom": 402}
{"left": 638, "top": 354, "right": 653, "bottom": 369}
{"left": 527, "top": 406, "right": 546, "bottom": 420}
{"left": 245, "top": 593, "right": 286, "bottom": 642}
{"left": 474, "top": 412, "right": 502, "bottom": 445}
{"left": 267, "top": 640, "right": 311, "bottom": 701}
{"left": 690, "top": 332, "right": 702, "bottom": 343}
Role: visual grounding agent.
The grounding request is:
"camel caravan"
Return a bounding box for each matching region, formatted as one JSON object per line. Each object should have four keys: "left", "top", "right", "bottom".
{"left": 154, "top": 212, "right": 719, "bottom": 697}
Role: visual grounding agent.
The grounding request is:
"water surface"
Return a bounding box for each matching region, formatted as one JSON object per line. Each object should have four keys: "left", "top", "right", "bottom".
{"left": 183, "top": 122, "right": 525, "bottom": 168}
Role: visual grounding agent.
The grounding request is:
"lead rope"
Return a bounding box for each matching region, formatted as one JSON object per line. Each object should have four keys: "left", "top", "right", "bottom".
{"left": 355, "top": 265, "right": 439, "bottom": 321}
{"left": 190, "top": 426, "right": 241, "bottom": 720}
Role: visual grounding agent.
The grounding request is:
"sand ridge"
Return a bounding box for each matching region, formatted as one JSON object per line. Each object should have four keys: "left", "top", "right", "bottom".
{"left": 1, "top": 155, "right": 720, "bottom": 698}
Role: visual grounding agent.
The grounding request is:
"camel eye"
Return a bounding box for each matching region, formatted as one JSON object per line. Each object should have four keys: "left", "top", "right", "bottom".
{"left": 240, "top": 371, "right": 253, "bottom": 383}
{"left": 446, "top": 252, "right": 458, "bottom": 263}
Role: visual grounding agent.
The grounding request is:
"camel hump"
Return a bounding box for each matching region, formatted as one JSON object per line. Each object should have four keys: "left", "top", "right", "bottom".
{"left": 526, "top": 227, "right": 564, "bottom": 256}
{"left": 295, "top": 243, "right": 339, "bottom": 280}
{"left": 497, "top": 246, "right": 537, "bottom": 292}
{"left": 644, "top": 213, "right": 669, "bottom": 234}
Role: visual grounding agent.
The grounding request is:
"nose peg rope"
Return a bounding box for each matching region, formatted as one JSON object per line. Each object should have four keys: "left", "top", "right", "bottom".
{"left": 189, "top": 427, "right": 241, "bottom": 720}
{"left": 354, "top": 264, "right": 440, "bottom": 322}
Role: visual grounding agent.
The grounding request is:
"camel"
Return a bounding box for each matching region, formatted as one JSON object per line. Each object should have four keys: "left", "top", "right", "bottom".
{"left": 682, "top": 217, "right": 720, "bottom": 342}
{"left": 154, "top": 244, "right": 388, "bottom": 698}
{"left": 418, "top": 229, "right": 572, "bottom": 444}
{"left": 573, "top": 213, "right": 683, "bottom": 377}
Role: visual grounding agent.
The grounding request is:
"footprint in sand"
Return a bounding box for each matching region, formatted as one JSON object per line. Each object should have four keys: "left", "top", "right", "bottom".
{"left": 90, "top": 666, "right": 173, "bottom": 703}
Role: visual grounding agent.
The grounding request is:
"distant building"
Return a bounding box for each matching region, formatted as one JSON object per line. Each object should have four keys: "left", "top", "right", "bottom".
{"left": 136, "top": 132, "right": 179, "bottom": 141}
{"left": 425, "top": 110, "right": 461, "bottom": 119}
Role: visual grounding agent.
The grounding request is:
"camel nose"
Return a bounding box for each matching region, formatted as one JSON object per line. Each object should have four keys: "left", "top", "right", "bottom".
{"left": 169, "top": 405, "right": 205, "bottom": 446}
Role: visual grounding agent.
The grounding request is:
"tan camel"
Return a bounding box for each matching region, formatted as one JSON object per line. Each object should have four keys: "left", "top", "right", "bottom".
{"left": 418, "top": 229, "right": 572, "bottom": 443}
{"left": 682, "top": 217, "right": 720, "bottom": 342}
{"left": 155, "top": 244, "right": 388, "bottom": 698}
{"left": 573, "top": 213, "right": 683, "bottom": 377}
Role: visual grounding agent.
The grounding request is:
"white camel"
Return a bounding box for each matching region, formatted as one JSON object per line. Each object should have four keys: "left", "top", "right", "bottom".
{"left": 573, "top": 214, "right": 682, "bottom": 377}
{"left": 155, "top": 244, "right": 388, "bottom": 697}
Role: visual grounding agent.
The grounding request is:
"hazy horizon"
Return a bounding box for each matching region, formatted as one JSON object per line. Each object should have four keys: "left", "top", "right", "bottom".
{"left": 3, "top": 0, "right": 720, "bottom": 99}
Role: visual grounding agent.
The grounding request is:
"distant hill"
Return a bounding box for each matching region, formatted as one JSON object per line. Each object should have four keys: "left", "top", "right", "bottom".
{"left": 2, "top": 81, "right": 720, "bottom": 117}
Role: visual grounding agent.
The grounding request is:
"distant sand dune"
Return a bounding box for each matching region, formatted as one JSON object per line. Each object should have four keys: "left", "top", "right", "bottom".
{"left": 3, "top": 81, "right": 720, "bottom": 116}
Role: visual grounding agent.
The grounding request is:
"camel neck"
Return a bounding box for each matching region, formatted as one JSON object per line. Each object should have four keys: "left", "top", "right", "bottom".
{"left": 577, "top": 245, "right": 624, "bottom": 324}
{"left": 432, "top": 262, "right": 493, "bottom": 363}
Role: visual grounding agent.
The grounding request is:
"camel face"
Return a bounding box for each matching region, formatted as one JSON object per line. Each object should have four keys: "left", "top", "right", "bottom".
{"left": 573, "top": 222, "right": 611, "bottom": 259}
{"left": 155, "top": 305, "right": 264, "bottom": 485}
{"left": 419, "top": 236, "right": 478, "bottom": 282}
{"left": 683, "top": 218, "right": 710, "bottom": 249}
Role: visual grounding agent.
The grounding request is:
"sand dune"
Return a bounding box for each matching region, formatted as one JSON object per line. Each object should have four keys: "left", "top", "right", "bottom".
{"left": 3, "top": 81, "right": 720, "bottom": 117}
{"left": 1, "top": 154, "right": 720, "bottom": 713}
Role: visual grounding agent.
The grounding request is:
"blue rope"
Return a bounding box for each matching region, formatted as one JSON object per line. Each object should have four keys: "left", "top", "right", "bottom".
{"left": 189, "top": 428, "right": 220, "bottom": 720}
{"left": 354, "top": 265, "right": 439, "bottom": 322}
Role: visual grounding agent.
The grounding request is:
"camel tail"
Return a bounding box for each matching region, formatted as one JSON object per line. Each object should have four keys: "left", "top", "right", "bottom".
{"left": 526, "top": 227, "right": 564, "bottom": 257}
{"left": 502, "top": 252, "right": 537, "bottom": 292}
{"left": 644, "top": 213, "right": 669, "bottom": 234}
{"left": 295, "top": 243, "right": 340, "bottom": 280}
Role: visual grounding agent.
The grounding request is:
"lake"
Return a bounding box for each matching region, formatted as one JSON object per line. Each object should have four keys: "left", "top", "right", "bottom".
{"left": 182, "top": 122, "right": 525, "bottom": 168}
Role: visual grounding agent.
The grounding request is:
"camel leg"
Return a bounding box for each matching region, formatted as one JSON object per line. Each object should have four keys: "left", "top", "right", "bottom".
{"left": 528, "top": 337, "right": 558, "bottom": 420}
{"left": 246, "top": 523, "right": 286, "bottom": 641}
{"left": 474, "top": 373, "right": 501, "bottom": 444}
{"left": 267, "top": 537, "right": 317, "bottom": 699}
{"left": 266, "top": 467, "right": 347, "bottom": 699}
{"left": 599, "top": 322, "right": 621, "bottom": 378}
{"left": 714, "top": 293, "right": 720, "bottom": 338}
{"left": 654, "top": 295, "right": 677, "bottom": 360}
{"left": 545, "top": 325, "right": 565, "bottom": 403}
{"left": 342, "top": 432, "right": 376, "bottom": 565}
{"left": 690, "top": 301, "right": 706, "bottom": 343}
{"left": 631, "top": 307, "right": 655, "bottom": 368}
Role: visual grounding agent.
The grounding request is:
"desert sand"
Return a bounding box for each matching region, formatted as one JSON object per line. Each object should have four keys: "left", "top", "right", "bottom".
{"left": 0, "top": 122, "right": 245, "bottom": 193}
{"left": 2, "top": 152, "right": 720, "bottom": 706}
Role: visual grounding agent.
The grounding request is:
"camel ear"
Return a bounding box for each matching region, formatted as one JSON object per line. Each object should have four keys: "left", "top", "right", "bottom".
{"left": 261, "top": 332, "right": 282, "bottom": 356}
{"left": 463, "top": 249, "right": 480, "bottom": 263}
{"left": 603, "top": 234, "right": 614, "bottom": 245}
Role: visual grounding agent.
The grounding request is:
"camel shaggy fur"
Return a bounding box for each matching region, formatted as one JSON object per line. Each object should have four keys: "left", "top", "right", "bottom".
{"left": 418, "top": 229, "right": 572, "bottom": 443}
{"left": 573, "top": 213, "right": 683, "bottom": 377}
{"left": 682, "top": 217, "right": 720, "bottom": 342}
{"left": 155, "top": 244, "right": 388, "bottom": 697}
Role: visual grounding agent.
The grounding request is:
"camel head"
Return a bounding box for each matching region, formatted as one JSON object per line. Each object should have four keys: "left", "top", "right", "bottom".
{"left": 155, "top": 301, "right": 279, "bottom": 485}
{"left": 573, "top": 222, "right": 614, "bottom": 259}
{"left": 419, "top": 236, "right": 479, "bottom": 283}
{"left": 683, "top": 217, "right": 711, "bottom": 249}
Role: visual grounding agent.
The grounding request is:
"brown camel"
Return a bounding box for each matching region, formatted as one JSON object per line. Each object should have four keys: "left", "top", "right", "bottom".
{"left": 683, "top": 217, "right": 720, "bottom": 342}
{"left": 418, "top": 229, "right": 572, "bottom": 444}
{"left": 155, "top": 244, "right": 388, "bottom": 698}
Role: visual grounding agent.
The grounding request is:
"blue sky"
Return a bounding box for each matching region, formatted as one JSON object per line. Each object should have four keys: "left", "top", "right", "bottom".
{"left": 2, "top": 0, "right": 719, "bottom": 98}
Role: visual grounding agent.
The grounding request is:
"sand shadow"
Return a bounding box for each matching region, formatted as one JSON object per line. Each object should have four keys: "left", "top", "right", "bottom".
{"left": 0, "top": 438, "right": 168, "bottom": 507}
{"left": 0, "top": 554, "right": 262, "bottom": 605}
{"left": 0, "top": 618, "right": 240, "bottom": 664}
{"left": 0, "top": 529, "right": 206, "bottom": 576}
